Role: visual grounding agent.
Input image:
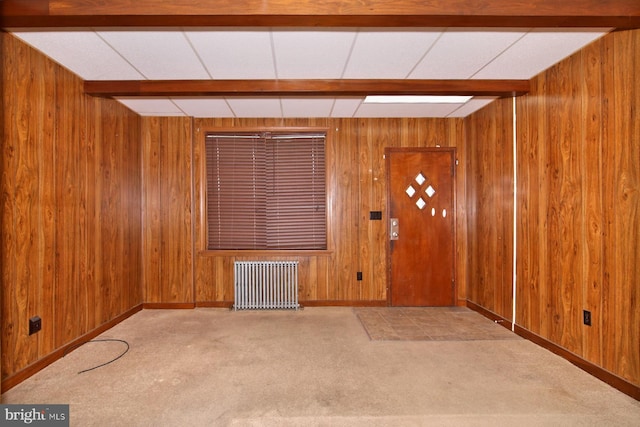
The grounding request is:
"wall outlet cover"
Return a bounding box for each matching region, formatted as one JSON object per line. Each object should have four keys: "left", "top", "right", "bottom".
{"left": 29, "top": 316, "right": 42, "bottom": 335}
{"left": 583, "top": 310, "right": 592, "bottom": 326}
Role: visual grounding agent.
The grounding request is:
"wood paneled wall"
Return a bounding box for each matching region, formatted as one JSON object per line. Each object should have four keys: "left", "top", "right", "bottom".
{"left": 1, "top": 33, "right": 143, "bottom": 381}
{"left": 465, "top": 29, "right": 639, "bottom": 386}
{"left": 517, "top": 29, "right": 639, "bottom": 386}
{"left": 464, "top": 98, "right": 514, "bottom": 319}
{"left": 141, "top": 117, "right": 193, "bottom": 304}
{"left": 141, "top": 117, "right": 468, "bottom": 306}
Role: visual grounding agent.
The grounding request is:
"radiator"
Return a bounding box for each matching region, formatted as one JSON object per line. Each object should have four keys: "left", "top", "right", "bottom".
{"left": 234, "top": 261, "right": 300, "bottom": 310}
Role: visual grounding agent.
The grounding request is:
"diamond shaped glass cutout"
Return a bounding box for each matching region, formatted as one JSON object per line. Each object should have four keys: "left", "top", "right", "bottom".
{"left": 415, "top": 173, "right": 426, "bottom": 186}
{"left": 425, "top": 185, "right": 436, "bottom": 198}
{"left": 416, "top": 198, "right": 426, "bottom": 210}
{"left": 405, "top": 185, "right": 416, "bottom": 198}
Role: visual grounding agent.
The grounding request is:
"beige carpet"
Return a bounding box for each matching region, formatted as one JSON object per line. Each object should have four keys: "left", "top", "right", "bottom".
{"left": 2, "top": 307, "right": 639, "bottom": 426}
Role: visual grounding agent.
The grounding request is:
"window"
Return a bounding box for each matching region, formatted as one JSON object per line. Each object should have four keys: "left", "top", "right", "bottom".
{"left": 205, "top": 131, "right": 326, "bottom": 250}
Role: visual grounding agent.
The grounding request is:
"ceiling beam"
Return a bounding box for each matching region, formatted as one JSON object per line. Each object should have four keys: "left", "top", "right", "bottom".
{"left": 2, "top": 0, "right": 639, "bottom": 28}
{"left": 83, "top": 79, "right": 530, "bottom": 98}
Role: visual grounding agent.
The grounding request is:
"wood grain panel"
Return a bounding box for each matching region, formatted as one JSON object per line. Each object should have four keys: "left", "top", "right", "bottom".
{"left": 1, "top": 33, "right": 142, "bottom": 382}
{"left": 580, "top": 39, "right": 605, "bottom": 366}
{"left": 142, "top": 116, "right": 162, "bottom": 303}
{"left": 601, "top": 29, "right": 640, "bottom": 385}
{"left": 163, "top": 117, "right": 193, "bottom": 303}
{"left": 54, "top": 65, "right": 82, "bottom": 347}
{"left": 515, "top": 80, "right": 535, "bottom": 331}
{"left": 122, "top": 104, "right": 142, "bottom": 311}
{"left": 510, "top": 29, "right": 639, "bottom": 387}
{"left": 333, "top": 118, "right": 360, "bottom": 301}
{"left": 547, "top": 53, "right": 583, "bottom": 353}
{"left": 99, "top": 101, "right": 123, "bottom": 323}
{"left": 450, "top": 120, "right": 467, "bottom": 304}
{"left": 4, "top": 34, "right": 35, "bottom": 373}
{"left": 141, "top": 117, "right": 193, "bottom": 304}
{"left": 464, "top": 97, "right": 514, "bottom": 320}
{"left": 364, "top": 120, "right": 387, "bottom": 301}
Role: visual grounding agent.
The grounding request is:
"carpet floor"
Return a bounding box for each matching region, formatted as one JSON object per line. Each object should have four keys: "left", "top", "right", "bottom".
{"left": 2, "top": 307, "right": 639, "bottom": 426}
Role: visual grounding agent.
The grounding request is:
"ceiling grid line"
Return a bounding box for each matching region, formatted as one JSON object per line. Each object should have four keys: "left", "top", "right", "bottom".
{"left": 405, "top": 29, "right": 446, "bottom": 79}
{"left": 183, "top": 30, "right": 215, "bottom": 79}
{"left": 225, "top": 99, "right": 238, "bottom": 118}
{"left": 269, "top": 29, "right": 280, "bottom": 80}
{"left": 339, "top": 29, "right": 360, "bottom": 79}
{"left": 467, "top": 29, "right": 532, "bottom": 80}
{"left": 93, "top": 29, "right": 150, "bottom": 80}
{"left": 334, "top": 29, "right": 360, "bottom": 118}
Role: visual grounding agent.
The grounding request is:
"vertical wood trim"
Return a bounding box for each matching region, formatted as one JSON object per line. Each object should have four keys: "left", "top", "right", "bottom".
{"left": 512, "top": 96, "right": 517, "bottom": 329}
{"left": 1, "top": 30, "right": 5, "bottom": 392}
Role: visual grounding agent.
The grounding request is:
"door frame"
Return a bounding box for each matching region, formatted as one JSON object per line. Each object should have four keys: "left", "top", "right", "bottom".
{"left": 385, "top": 147, "right": 458, "bottom": 306}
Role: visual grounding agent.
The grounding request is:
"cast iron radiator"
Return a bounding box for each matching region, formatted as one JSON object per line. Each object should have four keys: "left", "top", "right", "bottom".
{"left": 233, "top": 261, "right": 300, "bottom": 310}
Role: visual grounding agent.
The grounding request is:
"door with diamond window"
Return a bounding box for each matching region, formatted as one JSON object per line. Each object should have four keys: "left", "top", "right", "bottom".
{"left": 386, "top": 148, "right": 455, "bottom": 306}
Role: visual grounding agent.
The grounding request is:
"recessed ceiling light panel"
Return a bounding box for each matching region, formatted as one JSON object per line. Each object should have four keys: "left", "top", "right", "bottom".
{"left": 364, "top": 95, "right": 472, "bottom": 104}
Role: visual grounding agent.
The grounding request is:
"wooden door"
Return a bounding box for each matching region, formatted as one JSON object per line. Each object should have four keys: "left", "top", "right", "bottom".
{"left": 387, "top": 148, "right": 456, "bottom": 306}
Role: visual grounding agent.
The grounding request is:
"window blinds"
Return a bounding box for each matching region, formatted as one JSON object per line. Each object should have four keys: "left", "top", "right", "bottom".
{"left": 205, "top": 132, "right": 326, "bottom": 250}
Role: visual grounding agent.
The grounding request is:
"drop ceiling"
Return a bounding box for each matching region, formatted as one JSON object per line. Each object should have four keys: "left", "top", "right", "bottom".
{"left": 10, "top": 27, "right": 609, "bottom": 118}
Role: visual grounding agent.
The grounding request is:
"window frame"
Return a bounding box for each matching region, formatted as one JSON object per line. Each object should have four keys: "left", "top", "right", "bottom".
{"left": 199, "top": 127, "right": 332, "bottom": 255}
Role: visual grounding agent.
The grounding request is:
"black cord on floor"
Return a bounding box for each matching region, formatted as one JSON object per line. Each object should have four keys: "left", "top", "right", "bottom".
{"left": 62, "top": 338, "right": 130, "bottom": 374}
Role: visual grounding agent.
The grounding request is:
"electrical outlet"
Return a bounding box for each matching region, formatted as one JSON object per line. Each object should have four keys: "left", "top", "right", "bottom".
{"left": 583, "top": 310, "right": 591, "bottom": 326}
{"left": 29, "top": 316, "right": 42, "bottom": 335}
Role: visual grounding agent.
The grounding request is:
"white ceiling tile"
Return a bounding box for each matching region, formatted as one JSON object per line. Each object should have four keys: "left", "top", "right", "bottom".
{"left": 226, "top": 98, "right": 283, "bottom": 117}
{"left": 473, "top": 29, "right": 609, "bottom": 79}
{"left": 272, "top": 29, "right": 356, "bottom": 78}
{"left": 446, "top": 97, "right": 497, "bottom": 117}
{"left": 115, "top": 98, "right": 185, "bottom": 116}
{"left": 331, "top": 99, "right": 364, "bottom": 117}
{"left": 10, "top": 27, "right": 613, "bottom": 118}
{"left": 354, "top": 103, "right": 461, "bottom": 118}
{"left": 343, "top": 29, "right": 443, "bottom": 78}
{"left": 185, "top": 30, "right": 276, "bottom": 79}
{"left": 96, "top": 30, "right": 210, "bottom": 79}
{"left": 171, "top": 98, "right": 235, "bottom": 117}
{"left": 11, "top": 30, "right": 144, "bottom": 80}
{"left": 410, "top": 29, "right": 527, "bottom": 79}
{"left": 281, "top": 98, "right": 336, "bottom": 117}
